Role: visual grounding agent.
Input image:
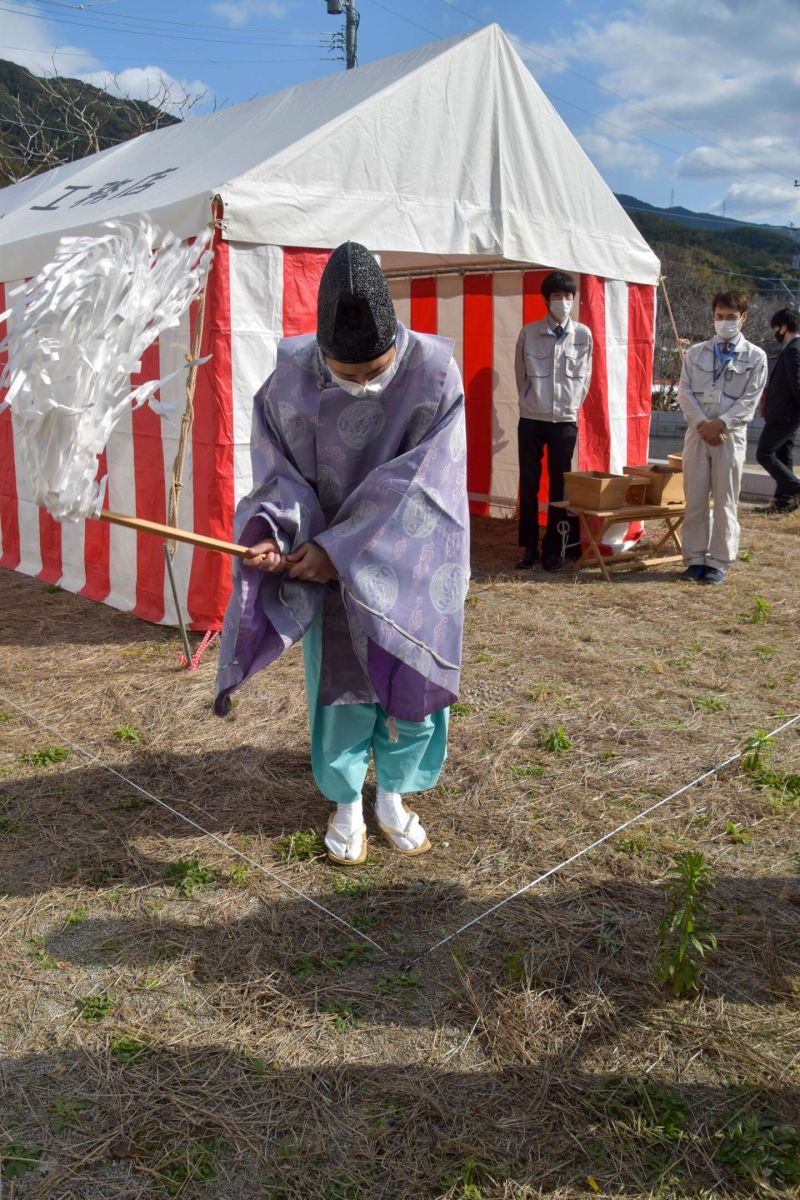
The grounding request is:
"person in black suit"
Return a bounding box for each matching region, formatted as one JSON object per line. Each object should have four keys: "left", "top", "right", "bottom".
{"left": 756, "top": 307, "right": 800, "bottom": 514}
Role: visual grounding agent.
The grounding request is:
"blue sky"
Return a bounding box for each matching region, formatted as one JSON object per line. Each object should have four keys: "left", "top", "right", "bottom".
{"left": 3, "top": 0, "right": 800, "bottom": 228}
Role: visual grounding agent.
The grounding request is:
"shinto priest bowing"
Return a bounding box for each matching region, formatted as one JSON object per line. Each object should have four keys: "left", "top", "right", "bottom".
{"left": 215, "top": 242, "right": 470, "bottom": 865}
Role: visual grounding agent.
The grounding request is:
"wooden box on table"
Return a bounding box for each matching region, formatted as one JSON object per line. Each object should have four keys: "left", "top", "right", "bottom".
{"left": 563, "top": 471, "right": 634, "bottom": 510}
{"left": 624, "top": 463, "right": 685, "bottom": 506}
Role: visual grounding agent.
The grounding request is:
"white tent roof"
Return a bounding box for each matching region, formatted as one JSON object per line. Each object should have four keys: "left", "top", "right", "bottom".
{"left": 0, "top": 26, "right": 659, "bottom": 284}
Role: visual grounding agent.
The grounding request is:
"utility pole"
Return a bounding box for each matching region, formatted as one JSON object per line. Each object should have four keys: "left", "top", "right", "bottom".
{"left": 326, "top": 0, "right": 359, "bottom": 69}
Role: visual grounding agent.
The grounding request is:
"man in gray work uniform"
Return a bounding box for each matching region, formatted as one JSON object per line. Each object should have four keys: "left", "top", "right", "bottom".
{"left": 514, "top": 270, "right": 593, "bottom": 572}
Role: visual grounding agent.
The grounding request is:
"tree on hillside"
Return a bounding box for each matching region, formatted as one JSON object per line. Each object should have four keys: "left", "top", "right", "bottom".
{"left": 0, "top": 61, "right": 203, "bottom": 186}
{"left": 654, "top": 253, "right": 788, "bottom": 408}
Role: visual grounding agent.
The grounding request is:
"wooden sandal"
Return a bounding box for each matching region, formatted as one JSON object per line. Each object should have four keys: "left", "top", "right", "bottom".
{"left": 377, "top": 805, "right": 431, "bottom": 857}
{"left": 325, "top": 814, "right": 368, "bottom": 866}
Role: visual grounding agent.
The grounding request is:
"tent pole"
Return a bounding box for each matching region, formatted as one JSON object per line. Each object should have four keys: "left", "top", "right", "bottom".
{"left": 659, "top": 274, "right": 685, "bottom": 362}
{"left": 163, "top": 542, "right": 193, "bottom": 667}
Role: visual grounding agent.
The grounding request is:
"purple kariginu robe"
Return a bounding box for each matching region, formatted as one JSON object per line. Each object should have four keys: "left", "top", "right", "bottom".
{"left": 214, "top": 323, "right": 469, "bottom": 722}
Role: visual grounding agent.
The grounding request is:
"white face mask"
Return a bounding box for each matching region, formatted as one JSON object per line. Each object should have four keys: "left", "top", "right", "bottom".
{"left": 329, "top": 356, "right": 398, "bottom": 398}
{"left": 715, "top": 318, "right": 741, "bottom": 341}
{"left": 549, "top": 297, "right": 573, "bottom": 324}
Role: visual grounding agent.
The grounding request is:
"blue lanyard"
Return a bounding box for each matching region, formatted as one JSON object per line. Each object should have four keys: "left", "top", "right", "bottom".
{"left": 713, "top": 342, "right": 736, "bottom": 383}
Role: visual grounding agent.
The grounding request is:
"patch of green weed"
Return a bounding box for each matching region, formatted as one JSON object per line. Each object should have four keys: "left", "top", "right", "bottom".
{"left": 22, "top": 746, "right": 69, "bottom": 766}
{"left": 162, "top": 857, "right": 215, "bottom": 898}
{"left": 113, "top": 725, "right": 142, "bottom": 743}
{"left": 275, "top": 829, "right": 324, "bottom": 862}
{"left": 77, "top": 992, "right": 114, "bottom": 1021}
{"left": 1, "top": 1143, "right": 41, "bottom": 1180}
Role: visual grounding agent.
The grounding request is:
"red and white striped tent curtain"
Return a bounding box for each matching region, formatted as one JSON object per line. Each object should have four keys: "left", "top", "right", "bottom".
{"left": 0, "top": 243, "right": 655, "bottom": 631}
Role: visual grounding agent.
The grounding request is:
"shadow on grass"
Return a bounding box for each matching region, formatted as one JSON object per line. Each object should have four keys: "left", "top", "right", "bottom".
{"left": 1, "top": 1047, "right": 798, "bottom": 1199}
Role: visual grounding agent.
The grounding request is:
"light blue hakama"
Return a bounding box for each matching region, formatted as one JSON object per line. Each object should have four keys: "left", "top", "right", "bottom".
{"left": 302, "top": 614, "right": 449, "bottom": 805}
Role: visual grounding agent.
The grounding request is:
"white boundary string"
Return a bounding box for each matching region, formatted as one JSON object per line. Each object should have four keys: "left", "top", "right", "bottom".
{"left": 0, "top": 692, "right": 386, "bottom": 955}
{"left": 408, "top": 711, "right": 800, "bottom": 965}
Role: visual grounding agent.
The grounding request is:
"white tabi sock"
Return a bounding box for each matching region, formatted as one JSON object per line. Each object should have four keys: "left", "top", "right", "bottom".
{"left": 326, "top": 796, "right": 365, "bottom": 862}
{"left": 375, "top": 785, "right": 427, "bottom": 851}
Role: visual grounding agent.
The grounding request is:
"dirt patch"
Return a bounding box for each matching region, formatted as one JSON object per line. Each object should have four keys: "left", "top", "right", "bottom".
{"left": 0, "top": 507, "right": 798, "bottom": 1198}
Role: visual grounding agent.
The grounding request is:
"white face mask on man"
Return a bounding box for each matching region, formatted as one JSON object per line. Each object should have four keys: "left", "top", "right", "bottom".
{"left": 329, "top": 356, "right": 399, "bottom": 398}
{"left": 714, "top": 318, "right": 741, "bottom": 341}
{"left": 549, "top": 298, "right": 573, "bottom": 324}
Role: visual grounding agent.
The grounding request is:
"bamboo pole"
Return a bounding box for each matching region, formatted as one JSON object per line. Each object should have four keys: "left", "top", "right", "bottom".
{"left": 99, "top": 510, "right": 247, "bottom": 557}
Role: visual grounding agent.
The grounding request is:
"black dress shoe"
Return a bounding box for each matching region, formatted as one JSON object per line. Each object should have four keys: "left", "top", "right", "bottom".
{"left": 515, "top": 550, "right": 538, "bottom": 569}
{"left": 541, "top": 555, "right": 563, "bottom": 573}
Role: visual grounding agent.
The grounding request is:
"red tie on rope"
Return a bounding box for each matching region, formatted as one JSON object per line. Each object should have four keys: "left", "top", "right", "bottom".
{"left": 178, "top": 630, "right": 219, "bottom": 671}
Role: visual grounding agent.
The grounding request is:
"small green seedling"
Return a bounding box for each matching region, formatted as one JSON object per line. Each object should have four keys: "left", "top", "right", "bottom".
{"left": 725, "top": 821, "right": 752, "bottom": 845}
{"left": 113, "top": 792, "right": 148, "bottom": 811}
{"left": 49, "top": 1098, "right": 92, "bottom": 1132}
{"left": 323, "top": 999, "right": 363, "bottom": 1033}
{"left": 696, "top": 696, "right": 728, "bottom": 713}
{"left": 65, "top": 905, "right": 90, "bottom": 926}
{"left": 378, "top": 971, "right": 420, "bottom": 994}
{"left": 1, "top": 1143, "right": 41, "bottom": 1181}
{"left": 77, "top": 992, "right": 114, "bottom": 1021}
{"left": 113, "top": 725, "right": 142, "bottom": 743}
{"left": 451, "top": 702, "right": 471, "bottom": 717}
{"left": 509, "top": 764, "right": 545, "bottom": 780}
{"left": 275, "top": 829, "right": 324, "bottom": 862}
{"left": 22, "top": 746, "right": 69, "bottom": 766}
{"left": 333, "top": 873, "right": 373, "bottom": 898}
{"left": 656, "top": 851, "right": 716, "bottom": 997}
{"left": 740, "top": 598, "right": 770, "bottom": 624}
{"left": 715, "top": 1113, "right": 800, "bottom": 1188}
{"left": 738, "top": 549, "right": 752, "bottom": 563}
{"left": 156, "top": 1137, "right": 220, "bottom": 1196}
{"left": 544, "top": 727, "right": 571, "bottom": 752}
{"left": 741, "top": 729, "right": 775, "bottom": 773}
{"left": 27, "top": 936, "right": 58, "bottom": 969}
{"left": 162, "top": 857, "right": 215, "bottom": 898}
{"left": 110, "top": 1034, "right": 151, "bottom": 1063}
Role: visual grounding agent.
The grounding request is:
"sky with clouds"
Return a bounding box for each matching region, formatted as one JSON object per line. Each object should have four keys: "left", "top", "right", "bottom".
{"left": 1, "top": 0, "right": 799, "bottom": 227}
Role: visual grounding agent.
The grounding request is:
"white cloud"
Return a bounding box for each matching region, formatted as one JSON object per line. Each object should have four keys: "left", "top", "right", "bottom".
{"left": 0, "top": 1, "right": 100, "bottom": 75}
{"left": 210, "top": 0, "right": 291, "bottom": 25}
{"left": 710, "top": 182, "right": 800, "bottom": 224}
{"left": 511, "top": 0, "right": 800, "bottom": 218}
{"left": 578, "top": 131, "right": 659, "bottom": 177}
{"left": 80, "top": 67, "right": 209, "bottom": 115}
{"left": 0, "top": 5, "right": 210, "bottom": 118}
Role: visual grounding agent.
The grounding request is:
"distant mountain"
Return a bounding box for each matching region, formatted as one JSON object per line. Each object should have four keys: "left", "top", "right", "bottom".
{"left": 0, "top": 58, "right": 178, "bottom": 187}
{"left": 615, "top": 193, "right": 800, "bottom": 297}
{"left": 615, "top": 193, "right": 799, "bottom": 242}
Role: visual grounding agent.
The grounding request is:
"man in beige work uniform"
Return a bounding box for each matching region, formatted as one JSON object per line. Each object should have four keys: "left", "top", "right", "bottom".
{"left": 676, "top": 289, "right": 767, "bottom": 585}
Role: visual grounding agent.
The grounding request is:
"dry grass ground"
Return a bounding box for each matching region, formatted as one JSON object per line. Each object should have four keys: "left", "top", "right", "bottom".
{"left": 0, "top": 507, "right": 798, "bottom": 1199}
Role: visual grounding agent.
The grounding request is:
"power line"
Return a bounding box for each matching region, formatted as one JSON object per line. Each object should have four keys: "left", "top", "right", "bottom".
{"left": 0, "top": 41, "right": 330, "bottom": 64}
{"left": 33, "top": 0, "right": 326, "bottom": 38}
{"left": 0, "top": 1, "right": 327, "bottom": 46}
{"left": 362, "top": 0, "right": 441, "bottom": 39}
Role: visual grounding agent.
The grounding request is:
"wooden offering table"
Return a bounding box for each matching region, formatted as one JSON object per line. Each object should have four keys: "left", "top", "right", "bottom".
{"left": 551, "top": 499, "right": 686, "bottom": 582}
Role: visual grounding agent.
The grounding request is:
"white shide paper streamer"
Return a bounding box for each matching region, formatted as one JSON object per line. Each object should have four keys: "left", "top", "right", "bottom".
{"left": 0, "top": 220, "right": 213, "bottom": 521}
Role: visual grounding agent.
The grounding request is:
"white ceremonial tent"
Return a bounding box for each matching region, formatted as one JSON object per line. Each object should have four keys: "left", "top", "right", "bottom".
{"left": 0, "top": 24, "right": 660, "bottom": 630}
